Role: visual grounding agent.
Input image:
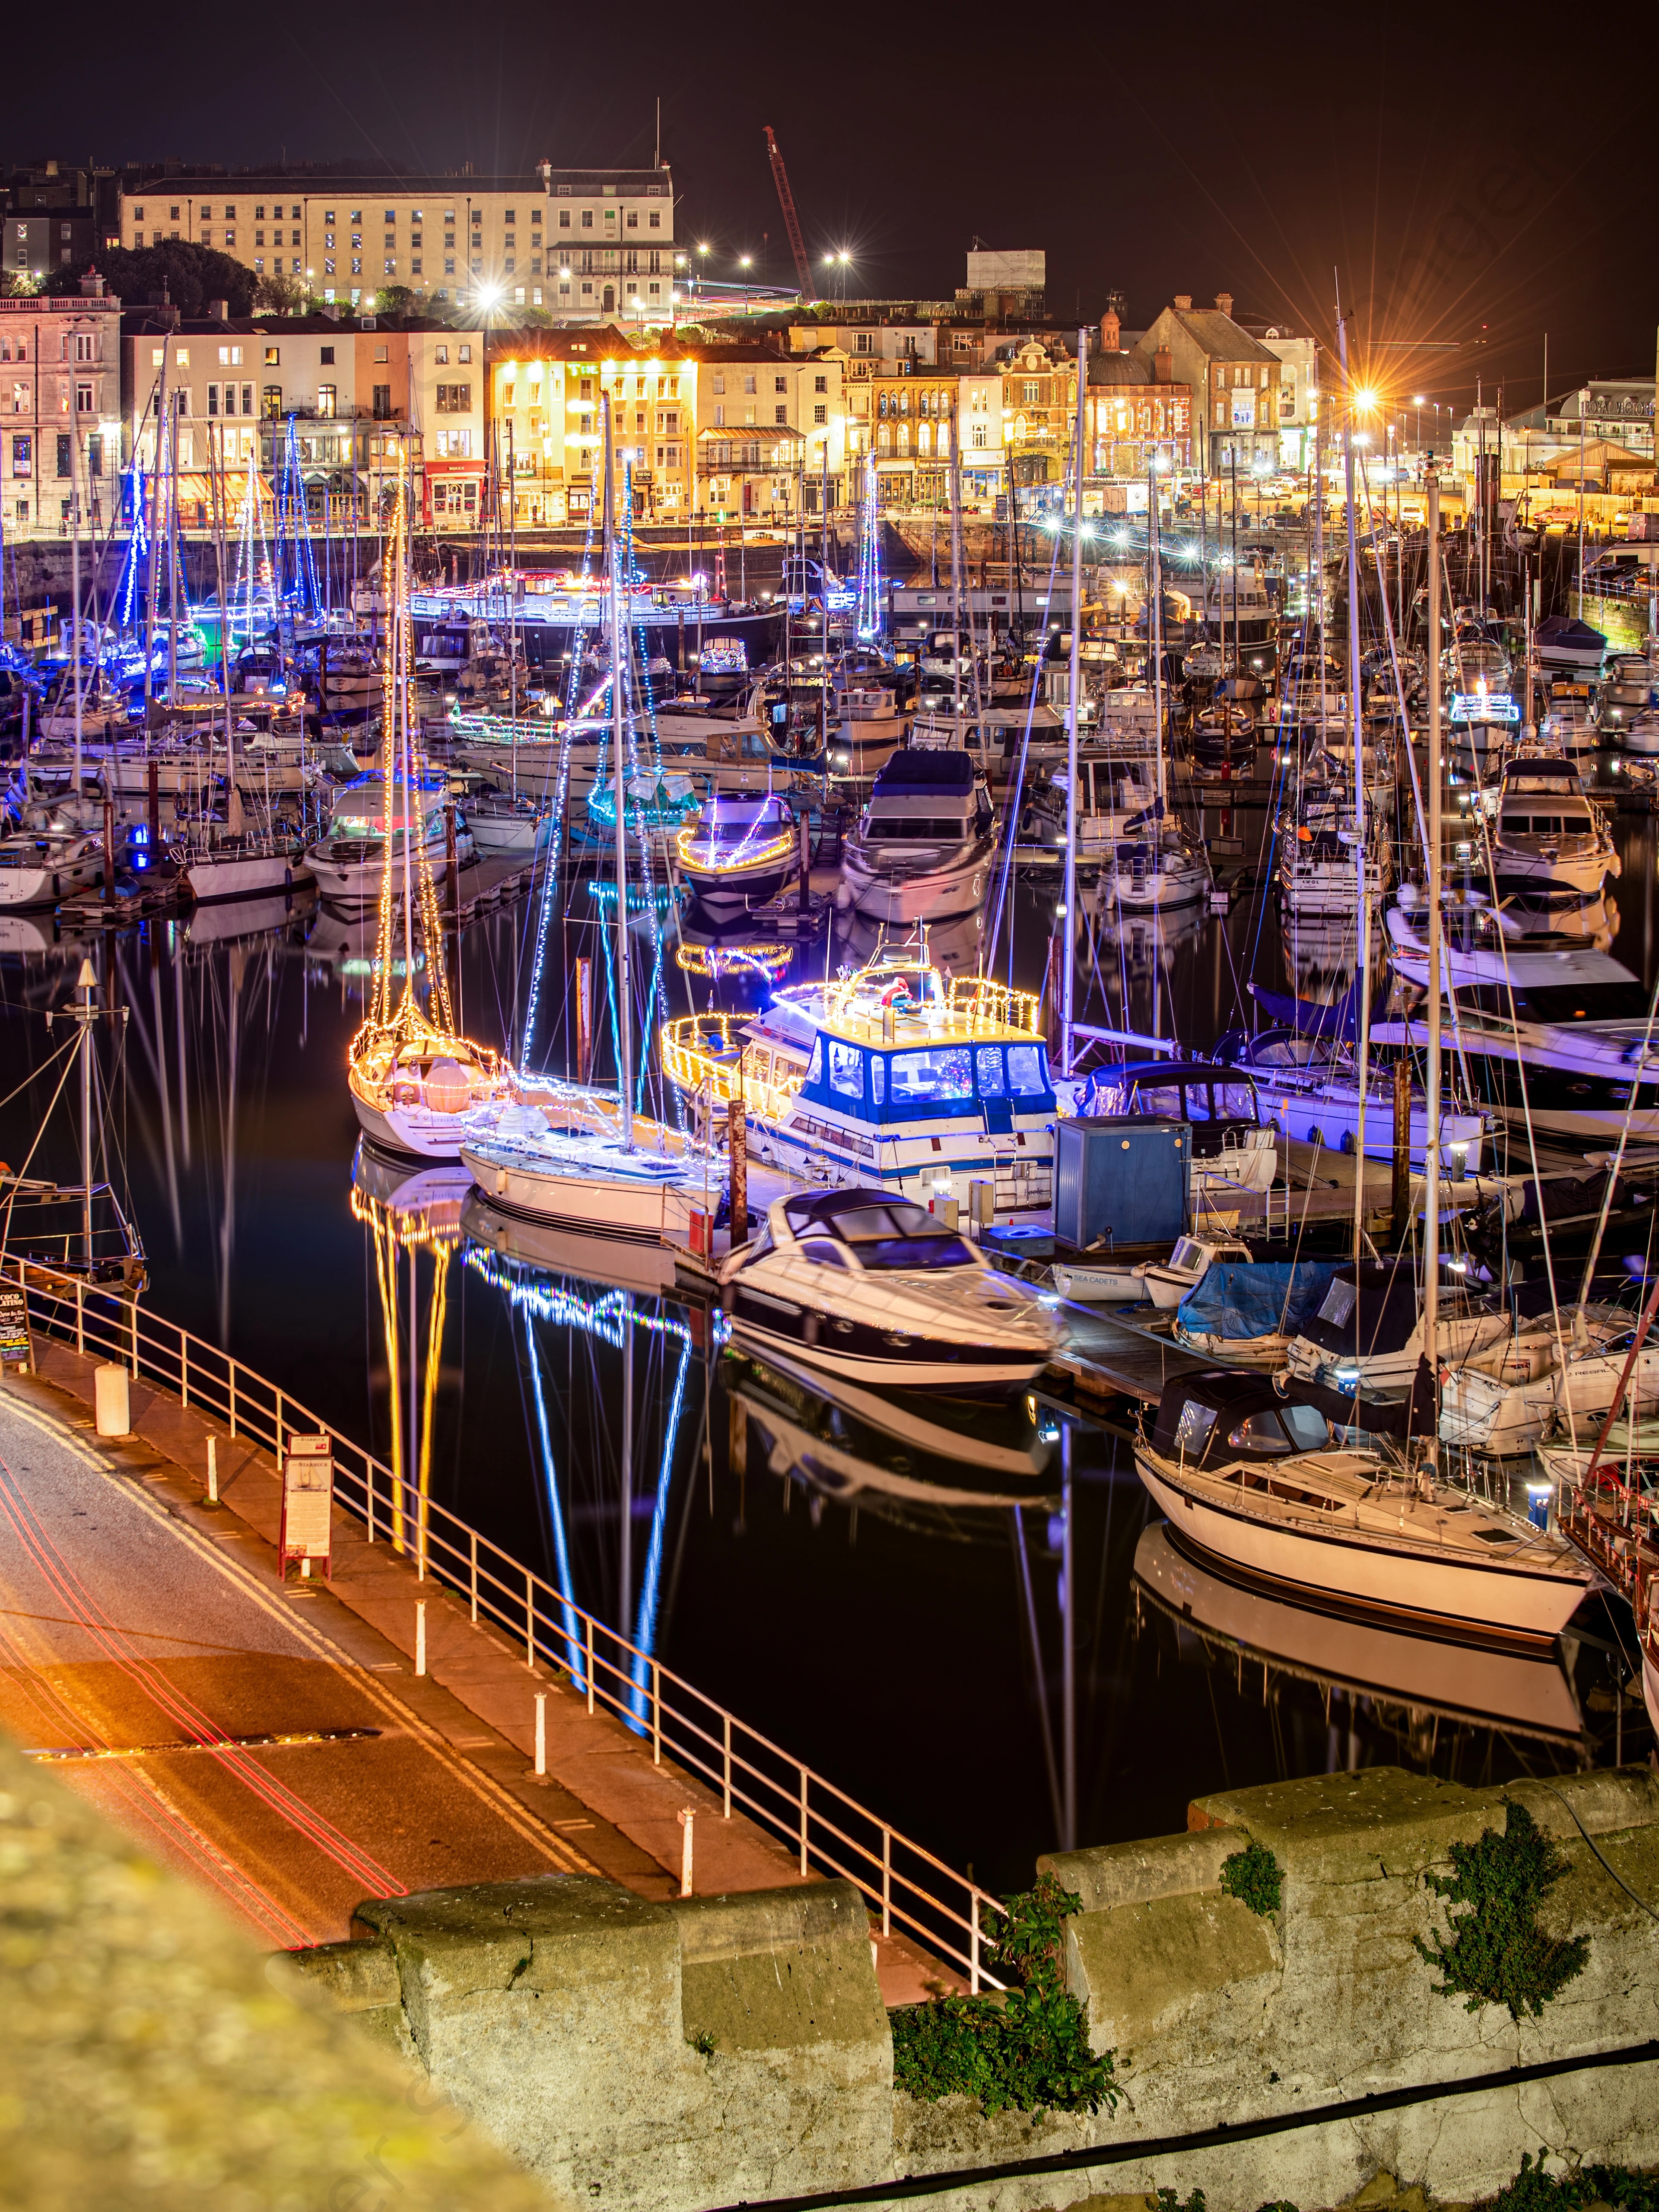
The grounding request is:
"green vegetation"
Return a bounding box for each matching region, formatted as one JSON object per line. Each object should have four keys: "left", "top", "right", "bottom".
{"left": 889, "top": 1872, "right": 1116, "bottom": 2120}
{"left": 1414, "top": 1801, "right": 1589, "bottom": 2021}
{"left": 686, "top": 2028, "right": 716, "bottom": 2057}
{"left": 43, "top": 240, "right": 257, "bottom": 318}
{"left": 1488, "top": 2152, "right": 1659, "bottom": 2212}
{"left": 1220, "top": 1838, "right": 1284, "bottom": 1916}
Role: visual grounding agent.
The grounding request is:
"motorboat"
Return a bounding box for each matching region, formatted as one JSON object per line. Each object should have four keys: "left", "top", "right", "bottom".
{"left": 1623, "top": 709, "right": 1659, "bottom": 757}
{"left": 466, "top": 786, "right": 556, "bottom": 859}
{"left": 576, "top": 767, "right": 699, "bottom": 855}
{"left": 840, "top": 747, "right": 995, "bottom": 924}
{"left": 1598, "top": 655, "right": 1654, "bottom": 736}
{"left": 1051, "top": 1231, "right": 1251, "bottom": 1309}
{"left": 306, "top": 770, "right": 470, "bottom": 903}
{"left": 1100, "top": 821, "right": 1213, "bottom": 912}
{"left": 176, "top": 833, "right": 313, "bottom": 904}
{"left": 1015, "top": 758, "right": 1158, "bottom": 871}
{"left": 1276, "top": 753, "right": 1395, "bottom": 916}
{"left": 674, "top": 790, "right": 799, "bottom": 918}
{"left": 661, "top": 938, "right": 1058, "bottom": 1220}
{"left": 1132, "top": 1369, "right": 1598, "bottom": 1637}
{"left": 0, "top": 801, "right": 105, "bottom": 908}
{"left": 720, "top": 1186, "right": 1060, "bottom": 1390}
{"left": 1534, "top": 613, "right": 1606, "bottom": 677}
{"left": 826, "top": 685, "right": 906, "bottom": 781}
{"left": 1481, "top": 755, "right": 1615, "bottom": 901}
{"left": 1538, "top": 683, "right": 1599, "bottom": 758}
{"left": 1372, "top": 944, "right": 1659, "bottom": 1148}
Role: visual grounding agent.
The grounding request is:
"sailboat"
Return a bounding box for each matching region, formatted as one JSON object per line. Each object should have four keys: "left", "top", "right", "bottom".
{"left": 459, "top": 396, "right": 725, "bottom": 1244}
{"left": 345, "top": 444, "right": 515, "bottom": 1164}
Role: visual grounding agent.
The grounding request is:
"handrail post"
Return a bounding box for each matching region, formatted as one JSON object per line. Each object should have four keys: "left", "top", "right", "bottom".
{"left": 229, "top": 1363, "right": 237, "bottom": 1439}
{"left": 525, "top": 1570, "right": 535, "bottom": 1669}
{"left": 585, "top": 1617, "right": 594, "bottom": 1714}
{"left": 469, "top": 1529, "right": 478, "bottom": 1622}
{"left": 180, "top": 1335, "right": 188, "bottom": 1409}
{"left": 722, "top": 1714, "right": 732, "bottom": 1818}
{"left": 75, "top": 1279, "right": 83, "bottom": 1356}
{"left": 130, "top": 1299, "right": 138, "bottom": 1380}
{"left": 882, "top": 1827, "right": 892, "bottom": 1939}
{"left": 799, "top": 1770, "right": 808, "bottom": 1876}
{"left": 651, "top": 1662, "right": 661, "bottom": 1766}
{"left": 274, "top": 1386, "right": 284, "bottom": 1458}
{"left": 970, "top": 1893, "right": 980, "bottom": 1995}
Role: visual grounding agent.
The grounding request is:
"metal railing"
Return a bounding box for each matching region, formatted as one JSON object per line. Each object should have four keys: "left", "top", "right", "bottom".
{"left": 7, "top": 1255, "right": 1005, "bottom": 1992}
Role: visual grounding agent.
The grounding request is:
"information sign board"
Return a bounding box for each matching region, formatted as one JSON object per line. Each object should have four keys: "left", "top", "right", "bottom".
{"left": 0, "top": 1285, "right": 30, "bottom": 1367}
{"left": 279, "top": 1433, "right": 334, "bottom": 1579}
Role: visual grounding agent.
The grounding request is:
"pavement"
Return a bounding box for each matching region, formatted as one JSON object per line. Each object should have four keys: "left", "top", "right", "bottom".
{"left": 0, "top": 1344, "right": 947, "bottom": 1998}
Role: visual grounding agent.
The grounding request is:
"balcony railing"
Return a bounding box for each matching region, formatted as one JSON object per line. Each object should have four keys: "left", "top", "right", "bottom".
{"left": 6, "top": 1255, "right": 1006, "bottom": 1993}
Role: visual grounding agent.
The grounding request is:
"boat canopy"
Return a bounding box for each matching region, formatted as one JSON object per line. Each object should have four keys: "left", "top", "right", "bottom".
{"left": 1149, "top": 1371, "right": 1332, "bottom": 1468}
{"left": 1081, "top": 1059, "right": 1261, "bottom": 1125}
{"left": 1176, "top": 1260, "right": 1341, "bottom": 1344}
{"left": 799, "top": 1030, "right": 1054, "bottom": 1126}
{"left": 871, "top": 748, "right": 976, "bottom": 798}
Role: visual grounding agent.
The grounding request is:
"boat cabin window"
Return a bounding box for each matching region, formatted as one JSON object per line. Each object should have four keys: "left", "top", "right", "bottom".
{"left": 1281, "top": 1403, "right": 1331, "bottom": 1449}
{"left": 1007, "top": 1045, "right": 1046, "bottom": 1096}
{"left": 864, "top": 815, "right": 967, "bottom": 842}
{"left": 890, "top": 1045, "right": 973, "bottom": 1104}
{"left": 806, "top": 1039, "right": 824, "bottom": 1086}
{"left": 829, "top": 1201, "right": 974, "bottom": 1271}
{"left": 798, "top": 1239, "right": 849, "bottom": 1269}
{"left": 1318, "top": 1278, "right": 1357, "bottom": 1326}
{"left": 869, "top": 1057, "right": 886, "bottom": 1106}
{"left": 1228, "top": 1411, "right": 1294, "bottom": 1454}
{"left": 828, "top": 1039, "right": 865, "bottom": 1101}
{"left": 1454, "top": 980, "right": 1651, "bottom": 1023}
{"left": 1501, "top": 812, "right": 1585, "bottom": 835}
{"left": 1173, "top": 1399, "right": 1217, "bottom": 1458}
{"left": 1168, "top": 1236, "right": 1204, "bottom": 1271}
{"left": 976, "top": 1046, "right": 1006, "bottom": 1097}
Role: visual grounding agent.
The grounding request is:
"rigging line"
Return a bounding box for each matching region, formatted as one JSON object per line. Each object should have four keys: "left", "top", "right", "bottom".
{"left": 522, "top": 1309, "right": 584, "bottom": 1685}
{"left": 0, "top": 1037, "right": 87, "bottom": 1261}
{"left": 0, "top": 1030, "right": 76, "bottom": 1117}
{"left": 989, "top": 511, "right": 1065, "bottom": 975}
{"left": 628, "top": 1317, "right": 692, "bottom": 1721}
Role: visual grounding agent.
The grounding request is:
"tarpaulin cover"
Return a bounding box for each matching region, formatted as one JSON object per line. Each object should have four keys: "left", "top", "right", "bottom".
{"left": 1248, "top": 976, "right": 1359, "bottom": 1041}
{"left": 1178, "top": 1260, "right": 1344, "bottom": 1342}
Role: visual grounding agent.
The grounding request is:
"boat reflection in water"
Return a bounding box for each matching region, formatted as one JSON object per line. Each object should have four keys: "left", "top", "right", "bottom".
{"left": 1132, "top": 1523, "right": 1600, "bottom": 1770}
{"left": 725, "top": 1344, "right": 1060, "bottom": 1537}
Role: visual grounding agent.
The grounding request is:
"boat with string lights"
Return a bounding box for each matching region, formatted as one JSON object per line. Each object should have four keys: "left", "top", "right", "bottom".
{"left": 307, "top": 769, "right": 472, "bottom": 904}
{"left": 674, "top": 790, "right": 799, "bottom": 918}
{"left": 661, "top": 937, "right": 1056, "bottom": 1219}
{"left": 344, "top": 445, "right": 518, "bottom": 1164}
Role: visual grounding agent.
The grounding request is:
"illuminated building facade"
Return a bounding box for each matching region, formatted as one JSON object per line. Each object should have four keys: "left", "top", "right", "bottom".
{"left": 1, "top": 275, "right": 121, "bottom": 538}
{"left": 485, "top": 333, "right": 697, "bottom": 526}
{"left": 1086, "top": 313, "right": 1192, "bottom": 477}
{"left": 1137, "top": 294, "right": 1283, "bottom": 474}
{"left": 692, "top": 346, "right": 847, "bottom": 519}
{"left": 116, "top": 167, "right": 675, "bottom": 322}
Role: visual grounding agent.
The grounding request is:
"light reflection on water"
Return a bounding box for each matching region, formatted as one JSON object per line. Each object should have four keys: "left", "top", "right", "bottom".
{"left": 0, "top": 796, "right": 1649, "bottom": 1886}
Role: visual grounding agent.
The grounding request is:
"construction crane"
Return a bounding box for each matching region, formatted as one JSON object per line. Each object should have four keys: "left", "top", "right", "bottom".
{"left": 763, "top": 126, "right": 813, "bottom": 299}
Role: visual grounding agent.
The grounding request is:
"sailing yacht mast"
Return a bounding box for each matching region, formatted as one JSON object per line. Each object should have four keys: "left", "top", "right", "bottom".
{"left": 1337, "top": 306, "right": 1368, "bottom": 1262}
{"left": 1423, "top": 467, "right": 1443, "bottom": 1462}
{"left": 604, "top": 394, "right": 634, "bottom": 1147}
{"left": 1150, "top": 453, "right": 1166, "bottom": 814}
{"left": 1061, "top": 327, "right": 1086, "bottom": 1076}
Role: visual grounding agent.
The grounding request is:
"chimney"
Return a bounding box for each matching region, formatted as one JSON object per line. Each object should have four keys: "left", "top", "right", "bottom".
{"left": 320, "top": 301, "right": 341, "bottom": 321}
{"left": 1100, "top": 308, "right": 1121, "bottom": 352}
{"left": 1153, "top": 345, "right": 1172, "bottom": 384}
{"left": 206, "top": 297, "right": 228, "bottom": 322}
{"left": 1215, "top": 290, "right": 1234, "bottom": 318}
{"left": 1173, "top": 293, "right": 1192, "bottom": 312}
{"left": 78, "top": 268, "right": 105, "bottom": 298}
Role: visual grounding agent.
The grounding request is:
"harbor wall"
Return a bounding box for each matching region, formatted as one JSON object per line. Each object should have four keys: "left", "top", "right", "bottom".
{"left": 277, "top": 1763, "right": 1659, "bottom": 2212}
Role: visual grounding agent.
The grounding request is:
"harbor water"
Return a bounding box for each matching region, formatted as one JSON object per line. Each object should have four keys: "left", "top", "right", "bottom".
{"left": 0, "top": 787, "right": 1651, "bottom": 1896}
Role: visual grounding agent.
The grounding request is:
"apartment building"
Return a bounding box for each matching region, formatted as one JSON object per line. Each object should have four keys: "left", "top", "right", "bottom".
{"left": 116, "top": 167, "right": 676, "bottom": 322}
{"left": 1, "top": 277, "right": 122, "bottom": 536}
{"left": 1086, "top": 311, "right": 1193, "bottom": 477}
{"left": 485, "top": 332, "right": 697, "bottom": 525}
{"left": 695, "top": 345, "right": 847, "bottom": 519}
{"left": 121, "top": 310, "right": 485, "bottom": 527}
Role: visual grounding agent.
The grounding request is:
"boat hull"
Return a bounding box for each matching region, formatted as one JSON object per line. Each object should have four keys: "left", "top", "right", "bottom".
{"left": 842, "top": 840, "right": 992, "bottom": 924}
{"left": 184, "top": 853, "right": 310, "bottom": 902}
{"left": 729, "top": 1304, "right": 1050, "bottom": 1391}
{"left": 351, "top": 1090, "right": 473, "bottom": 1163}
{"left": 1135, "top": 1453, "right": 1591, "bottom": 1637}
{"left": 461, "top": 1143, "right": 712, "bottom": 1240}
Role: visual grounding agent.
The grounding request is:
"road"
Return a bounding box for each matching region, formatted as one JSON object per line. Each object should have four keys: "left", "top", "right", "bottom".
{"left": 0, "top": 1380, "right": 587, "bottom": 1948}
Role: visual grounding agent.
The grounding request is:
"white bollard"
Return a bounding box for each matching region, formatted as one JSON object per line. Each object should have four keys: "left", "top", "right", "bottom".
{"left": 207, "top": 1436, "right": 218, "bottom": 1504}
{"left": 94, "top": 1364, "right": 130, "bottom": 1439}
{"left": 677, "top": 1807, "right": 695, "bottom": 1897}
{"left": 415, "top": 1599, "right": 427, "bottom": 1678}
{"left": 534, "top": 1692, "right": 547, "bottom": 1777}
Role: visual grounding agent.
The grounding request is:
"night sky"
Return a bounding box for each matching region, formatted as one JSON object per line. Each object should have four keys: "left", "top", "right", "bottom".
{"left": 18, "top": 0, "right": 1656, "bottom": 413}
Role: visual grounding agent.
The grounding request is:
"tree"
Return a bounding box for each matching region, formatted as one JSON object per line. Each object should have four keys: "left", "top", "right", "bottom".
{"left": 254, "top": 270, "right": 306, "bottom": 316}
{"left": 373, "top": 285, "right": 415, "bottom": 318}
{"left": 43, "top": 241, "right": 257, "bottom": 318}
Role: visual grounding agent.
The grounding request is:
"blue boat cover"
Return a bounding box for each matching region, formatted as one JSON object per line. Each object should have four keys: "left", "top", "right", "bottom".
{"left": 1248, "top": 976, "right": 1358, "bottom": 1041}
{"left": 1177, "top": 1259, "right": 1344, "bottom": 1341}
{"left": 874, "top": 748, "right": 975, "bottom": 794}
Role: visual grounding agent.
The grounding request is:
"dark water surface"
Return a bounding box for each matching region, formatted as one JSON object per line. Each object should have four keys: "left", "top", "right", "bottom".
{"left": 0, "top": 790, "right": 1651, "bottom": 1894}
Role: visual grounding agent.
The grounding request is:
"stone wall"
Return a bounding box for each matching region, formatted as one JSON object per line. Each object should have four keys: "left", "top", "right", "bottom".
{"left": 283, "top": 1766, "right": 1659, "bottom": 2212}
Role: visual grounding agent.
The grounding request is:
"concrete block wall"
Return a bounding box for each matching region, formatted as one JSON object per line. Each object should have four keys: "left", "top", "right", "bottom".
{"left": 280, "top": 1767, "right": 1659, "bottom": 2212}
{"left": 278, "top": 1875, "right": 891, "bottom": 2211}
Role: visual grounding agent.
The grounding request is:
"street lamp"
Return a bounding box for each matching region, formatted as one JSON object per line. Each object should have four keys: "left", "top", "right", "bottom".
{"left": 738, "top": 254, "right": 752, "bottom": 317}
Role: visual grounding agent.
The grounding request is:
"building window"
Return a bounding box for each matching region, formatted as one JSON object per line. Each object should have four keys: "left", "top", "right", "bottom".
{"left": 56, "top": 433, "right": 72, "bottom": 477}
{"left": 444, "top": 258, "right": 455, "bottom": 276}
{"left": 12, "top": 434, "right": 30, "bottom": 476}
{"left": 813, "top": 404, "right": 826, "bottom": 426}
{"left": 75, "top": 382, "right": 92, "bottom": 414}
{"left": 317, "top": 385, "right": 336, "bottom": 416}
{"left": 559, "top": 211, "right": 571, "bottom": 229}
{"left": 582, "top": 210, "right": 593, "bottom": 228}
{"left": 648, "top": 211, "right": 660, "bottom": 229}
{"left": 814, "top": 374, "right": 827, "bottom": 393}
{"left": 373, "top": 385, "right": 391, "bottom": 420}
{"left": 744, "top": 376, "right": 756, "bottom": 395}
{"left": 458, "top": 344, "right": 471, "bottom": 362}
{"left": 324, "top": 259, "right": 336, "bottom": 276}
{"left": 435, "top": 384, "right": 472, "bottom": 412}
{"left": 775, "top": 405, "right": 788, "bottom": 426}
{"left": 352, "top": 260, "right": 362, "bottom": 276}
{"left": 263, "top": 386, "right": 283, "bottom": 419}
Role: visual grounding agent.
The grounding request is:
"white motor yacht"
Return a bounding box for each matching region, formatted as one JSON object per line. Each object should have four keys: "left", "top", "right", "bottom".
{"left": 1053, "top": 1231, "right": 1253, "bottom": 1309}
{"left": 1134, "top": 1370, "right": 1598, "bottom": 1637}
{"left": 306, "top": 770, "right": 470, "bottom": 903}
{"left": 467, "top": 787, "right": 556, "bottom": 858}
{"left": 827, "top": 685, "right": 906, "bottom": 782}
{"left": 1439, "top": 1305, "right": 1639, "bottom": 1456}
{"left": 1281, "top": 1261, "right": 1512, "bottom": 1402}
{"left": 1481, "top": 754, "right": 1616, "bottom": 901}
{"left": 675, "top": 790, "right": 799, "bottom": 918}
{"left": 721, "top": 1187, "right": 1060, "bottom": 1390}
{"left": 841, "top": 747, "right": 995, "bottom": 923}
{"left": 1102, "top": 822, "right": 1212, "bottom": 912}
